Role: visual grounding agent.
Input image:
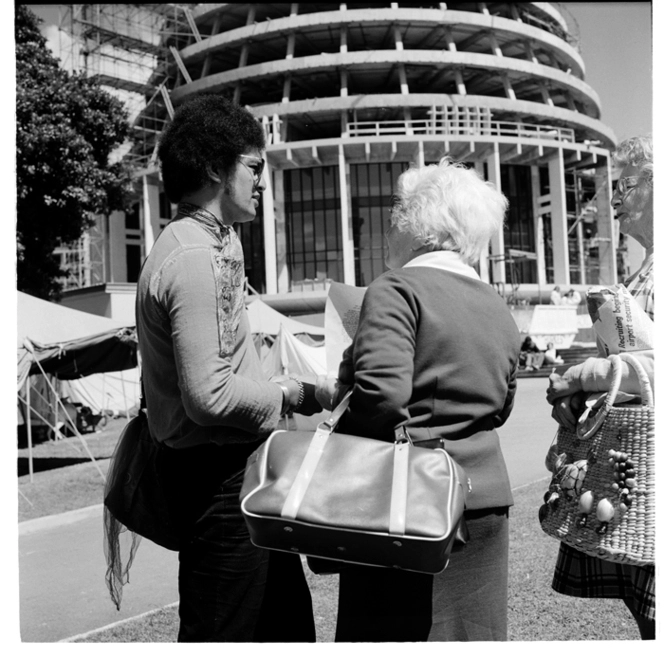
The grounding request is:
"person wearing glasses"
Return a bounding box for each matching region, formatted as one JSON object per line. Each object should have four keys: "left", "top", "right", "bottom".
{"left": 134, "top": 94, "right": 319, "bottom": 642}
{"left": 545, "top": 135, "right": 654, "bottom": 639}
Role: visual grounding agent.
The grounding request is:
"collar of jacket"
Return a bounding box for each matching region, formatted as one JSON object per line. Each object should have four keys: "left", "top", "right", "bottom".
{"left": 403, "top": 250, "right": 480, "bottom": 281}
{"left": 176, "top": 202, "right": 234, "bottom": 239}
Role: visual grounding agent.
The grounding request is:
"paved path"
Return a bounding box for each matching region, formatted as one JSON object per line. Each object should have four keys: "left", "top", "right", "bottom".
{"left": 19, "top": 507, "right": 179, "bottom": 642}
{"left": 18, "top": 377, "right": 556, "bottom": 643}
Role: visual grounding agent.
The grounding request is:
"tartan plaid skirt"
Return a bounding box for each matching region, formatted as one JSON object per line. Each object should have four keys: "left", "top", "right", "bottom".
{"left": 552, "top": 543, "right": 655, "bottom": 621}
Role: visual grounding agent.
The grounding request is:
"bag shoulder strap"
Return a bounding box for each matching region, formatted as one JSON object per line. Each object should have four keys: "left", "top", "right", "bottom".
{"left": 321, "top": 389, "right": 352, "bottom": 432}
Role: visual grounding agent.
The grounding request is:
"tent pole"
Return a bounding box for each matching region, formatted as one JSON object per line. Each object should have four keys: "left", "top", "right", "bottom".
{"left": 52, "top": 375, "right": 59, "bottom": 440}
{"left": 101, "top": 373, "right": 107, "bottom": 415}
{"left": 33, "top": 360, "right": 106, "bottom": 483}
{"left": 17, "top": 395, "right": 81, "bottom": 452}
{"left": 120, "top": 370, "right": 129, "bottom": 418}
{"left": 19, "top": 488, "right": 34, "bottom": 507}
{"left": 25, "top": 376, "right": 34, "bottom": 483}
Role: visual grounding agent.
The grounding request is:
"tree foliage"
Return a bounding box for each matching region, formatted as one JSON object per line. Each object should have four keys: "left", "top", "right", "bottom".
{"left": 16, "top": 4, "right": 133, "bottom": 300}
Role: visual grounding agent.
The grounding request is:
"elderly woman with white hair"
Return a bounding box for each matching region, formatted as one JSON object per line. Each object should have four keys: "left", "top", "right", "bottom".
{"left": 316, "top": 158, "right": 521, "bottom": 642}
{"left": 546, "top": 135, "right": 655, "bottom": 639}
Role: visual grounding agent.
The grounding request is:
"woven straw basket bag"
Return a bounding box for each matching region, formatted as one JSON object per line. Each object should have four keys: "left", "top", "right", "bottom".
{"left": 540, "top": 353, "right": 655, "bottom": 565}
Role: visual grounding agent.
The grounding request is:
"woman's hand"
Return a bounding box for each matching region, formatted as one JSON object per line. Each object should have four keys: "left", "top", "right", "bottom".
{"left": 546, "top": 372, "right": 585, "bottom": 430}
{"left": 315, "top": 375, "right": 350, "bottom": 411}
{"left": 549, "top": 392, "right": 585, "bottom": 431}
{"left": 271, "top": 374, "right": 322, "bottom": 416}
{"left": 546, "top": 372, "right": 582, "bottom": 404}
{"left": 296, "top": 376, "right": 324, "bottom": 416}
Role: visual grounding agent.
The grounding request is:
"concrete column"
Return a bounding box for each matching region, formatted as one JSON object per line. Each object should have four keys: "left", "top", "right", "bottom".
{"left": 340, "top": 68, "right": 348, "bottom": 97}
{"left": 443, "top": 28, "right": 456, "bottom": 51}
{"left": 576, "top": 217, "right": 586, "bottom": 286}
{"left": 453, "top": 69, "right": 467, "bottom": 95}
{"left": 261, "top": 159, "right": 278, "bottom": 294}
{"left": 272, "top": 168, "right": 290, "bottom": 292}
{"left": 489, "top": 33, "right": 503, "bottom": 57}
{"left": 595, "top": 160, "right": 618, "bottom": 284}
{"left": 548, "top": 150, "right": 570, "bottom": 285}
{"left": 142, "top": 175, "right": 155, "bottom": 256}
{"left": 338, "top": 145, "right": 356, "bottom": 286}
{"left": 485, "top": 146, "right": 505, "bottom": 283}
{"left": 108, "top": 210, "right": 125, "bottom": 282}
{"left": 530, "top": 165, "right": 547, "bottom": 285}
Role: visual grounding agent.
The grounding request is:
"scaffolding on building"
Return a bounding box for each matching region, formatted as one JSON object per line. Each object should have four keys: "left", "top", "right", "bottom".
{"left": 53, "top": 4, "right": 199, "bottom": 290}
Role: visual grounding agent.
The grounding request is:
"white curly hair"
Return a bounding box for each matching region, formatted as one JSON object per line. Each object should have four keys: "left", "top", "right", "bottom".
{"left": 389, "top": 157, "right": 508, "bottom": 265}
{"left": 613, "top": 135, "right": 653, "bottom": 186}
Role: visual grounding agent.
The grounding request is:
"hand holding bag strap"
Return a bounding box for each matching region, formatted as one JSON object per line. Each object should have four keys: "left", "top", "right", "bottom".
{"left": 577, "top": 354, "right": 652, "bottom": 439}
{"left": 321, "top": 389, "right": 353, "bottom": 431}
{"left": 280, "top": 390, "right": 353, "bottom": 520}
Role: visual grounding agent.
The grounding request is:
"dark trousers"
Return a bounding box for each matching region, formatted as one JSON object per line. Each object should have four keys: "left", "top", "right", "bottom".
{"left": 335, "top": 508, "right": 509, "bottom": 642}
{"left": 157, "top": 441, "right": 316, "bottom": 642}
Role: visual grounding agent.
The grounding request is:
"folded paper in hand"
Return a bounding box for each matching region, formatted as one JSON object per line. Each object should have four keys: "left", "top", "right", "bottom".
{"left": 585, "top": 284, "right": 653, "bottom": 354}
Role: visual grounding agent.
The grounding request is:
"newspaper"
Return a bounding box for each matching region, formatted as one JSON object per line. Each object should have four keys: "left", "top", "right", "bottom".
{"left": 324, "top": 282, "right": 367, "bottom": 375}
{"left": 586, "top": 284, "right": 654, "bottom": 354}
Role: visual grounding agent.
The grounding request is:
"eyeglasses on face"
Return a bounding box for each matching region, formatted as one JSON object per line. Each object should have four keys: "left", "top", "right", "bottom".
{"left": 614, "top": 175, "right": 640, "bottom": 197}
{"left": 238, "top": 154, "right": 265, "bottom": 181}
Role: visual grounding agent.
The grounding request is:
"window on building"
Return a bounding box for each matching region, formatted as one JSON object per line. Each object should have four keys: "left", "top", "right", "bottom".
{"left": 126, "top": 243, "right": 142, "bottom": 283}
{"left": 501, "top": 164, "right": 537, "bottom": 285}
{"left": 350, "top": 162, "right": 408, "bottom": 286}
{"left": 237, "top": 205, "right": 266, "bottom": 294}
{"left": 284, "top": 166, "right": 343, "bottom": 287}
{"left": 125, "top": 202, "right": 140, "bottom": 230}
{"left": 159, "top": 192, "right": 172, "bottom": 221}
{"left": 541, "top": 212, "right": 554, "bottom": 284}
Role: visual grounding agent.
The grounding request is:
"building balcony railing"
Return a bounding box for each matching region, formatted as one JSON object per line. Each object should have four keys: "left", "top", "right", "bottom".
{"left": 345, "top": 118, "right": 575, "bottom": 143}
{"left": 261, "top": 114, "right": 575, "bottom": 147}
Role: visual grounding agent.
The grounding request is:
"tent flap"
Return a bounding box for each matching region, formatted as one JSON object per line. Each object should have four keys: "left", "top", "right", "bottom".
{"left": 246, "top": 298, "right": 325, "bottom": 337}
{"left": 26, "top": 328, "right": 138, "bottom": 379}
{"left": 17, "top": 292, "right": 138, "bottom": 390}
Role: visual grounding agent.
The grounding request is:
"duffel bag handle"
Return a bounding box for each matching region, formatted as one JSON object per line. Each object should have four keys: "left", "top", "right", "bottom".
{"left": 320, "top": 389, "right": 353, "bottom": 432}
{"left": 281, "top": 389, "right": 353, "bottom": 520}
{"left": 577, "top": 353, "right": 653, "bottom": 439}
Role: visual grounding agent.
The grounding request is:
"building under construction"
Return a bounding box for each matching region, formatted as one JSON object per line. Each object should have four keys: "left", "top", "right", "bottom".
{"left": 50, "top": 3, "right": 635, "bottom": 321}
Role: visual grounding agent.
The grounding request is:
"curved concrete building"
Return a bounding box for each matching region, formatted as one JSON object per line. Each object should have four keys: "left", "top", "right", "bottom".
{"left": 159, "top": 2, "right": 619, "bottom": 299}
{"left": 77, "top": 3, "right": 622, "bottom": 314}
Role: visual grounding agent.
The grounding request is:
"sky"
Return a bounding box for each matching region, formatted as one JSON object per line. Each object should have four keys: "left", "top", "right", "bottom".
{"left": 559, "top": 2, "right": 653, "bottom": 142}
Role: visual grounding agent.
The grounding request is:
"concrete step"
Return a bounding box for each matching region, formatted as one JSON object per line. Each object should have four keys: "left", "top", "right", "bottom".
{"left": 517, "top": 344, "right": 597, "bottom": 378}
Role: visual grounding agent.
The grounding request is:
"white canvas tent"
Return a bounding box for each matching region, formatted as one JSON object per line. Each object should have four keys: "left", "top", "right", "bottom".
{"left": 62, "top": 369, "right": 141, "bottom": 418}
{"left": 246, "top": 298, "right": 325, "bottom": 337}
{"left": 17, "top": 292, "right": 139, "bottom": 481}
{"left": 261, "top": 325, "right": 328, "bottom": 379}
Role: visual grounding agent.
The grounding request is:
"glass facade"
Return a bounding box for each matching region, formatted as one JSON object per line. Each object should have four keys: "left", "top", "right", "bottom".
{"left": 126, "top": 243, "right": 142, "bottom": 283}
{"left": 284, "top": 166, "right": 343, "bottom": 285}
{"left": 275, "top": 159, "right": 603, "bottom": 292}
{"left": 501, "top": 164, "right": 537, "bottom": 285}
{"left": 351, "top": 162, "right": 408, "bottom": 286}
{"left": 237, "top": 206, "right": 266, "bottom": 294}
{"left": 567, "top": 171, "right": 603, "bottom": 286}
